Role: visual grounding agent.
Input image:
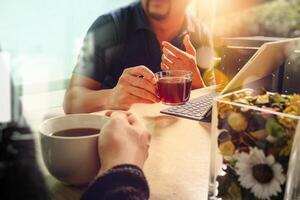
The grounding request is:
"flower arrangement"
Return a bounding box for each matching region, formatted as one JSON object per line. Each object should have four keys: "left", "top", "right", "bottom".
{"left": 212, "top": 88, "right": 300, "bottom": 200}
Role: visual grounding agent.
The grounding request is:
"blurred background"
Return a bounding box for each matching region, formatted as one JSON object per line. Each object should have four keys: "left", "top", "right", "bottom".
{"left": 1, "top": 0, "right": 300, "bottom": 110}
{"left": 0, "top": 0, "right": 133, "bottom": 95}
{"left": 1, "top": 1, "right": 299, "bottom": 198}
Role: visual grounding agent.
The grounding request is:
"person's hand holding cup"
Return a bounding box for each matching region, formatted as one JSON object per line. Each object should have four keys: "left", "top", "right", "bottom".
{"left": 97, "top": 111, "right": 151, "bottom": 176}
{"left": 40, "top": 112, "right": 151, "bottom": 185}
{"left": 107, "top": 65, "right": 160, "bottom": 110}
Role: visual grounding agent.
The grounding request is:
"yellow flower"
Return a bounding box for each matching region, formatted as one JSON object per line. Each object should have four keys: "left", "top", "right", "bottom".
{"left": 290, "top": 94, "right": 300, "bottom": 104}
{"left": 256, "top": 94, "right": 270, "bottom": 105}
{"left": 218, "top": 99, "right": 235, "bottom": 119}
{"left": 289, "top": 95, "right": 300, "bottom": 115}
{"left": 277, "top": 105, "right": 299, "bottom": 129}
{"left": 227, "top": 183, "right": 242, "bottom": 199}
{"left": 219, "top": 140, "right": 236, "bottom": 156}
{"left": 228, "top": 112, "right": 248, "bottom": 132}
{"left": 277, "top": 116, "right": 297, "bottom": 129}
{"left": 279, "top": 139, "right": 293, "bottom": 157}
{"left": 284, "top": 105, "right": 299, "bottom": 115}
{"left": 233, "top": 92, "right": 247, "bottom": 100}
{"left": 250, "top": 129, "right": 268, "bottom": 140}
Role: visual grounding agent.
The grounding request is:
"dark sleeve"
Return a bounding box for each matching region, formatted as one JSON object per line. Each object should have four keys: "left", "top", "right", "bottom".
{"left": 81, "top": 165, "right": 150, "bottom": 200}
{"left": 73, "top": 14, "right": 119, "bottom": 84}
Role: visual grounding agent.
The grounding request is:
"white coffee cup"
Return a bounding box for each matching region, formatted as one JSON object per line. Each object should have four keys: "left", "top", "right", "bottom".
{"left": 39, "top": 114, "right": 108, "bottom": 185}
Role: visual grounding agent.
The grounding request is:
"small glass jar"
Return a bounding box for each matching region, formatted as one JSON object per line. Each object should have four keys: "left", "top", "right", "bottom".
{"left": 208, "top": 88, "right": 300, "bottom": 200}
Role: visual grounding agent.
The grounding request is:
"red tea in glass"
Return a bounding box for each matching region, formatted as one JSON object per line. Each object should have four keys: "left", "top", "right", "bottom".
{"left": 155, "top": 70, "right": 192, "bottom": 105}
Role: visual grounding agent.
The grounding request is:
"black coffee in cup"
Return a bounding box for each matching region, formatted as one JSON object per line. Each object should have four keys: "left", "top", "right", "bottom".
{"left": 51, "top": 128, "right": 100, "bottom": 137}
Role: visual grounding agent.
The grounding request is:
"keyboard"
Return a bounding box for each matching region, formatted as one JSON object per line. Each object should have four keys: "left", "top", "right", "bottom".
{"left": 160, "top": 92, "right": 219, "bottom": 121}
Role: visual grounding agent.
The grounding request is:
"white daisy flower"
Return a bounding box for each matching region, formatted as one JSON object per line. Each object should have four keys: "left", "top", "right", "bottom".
{"left": 236, "top": 147, "right": 286, "bottom": 200}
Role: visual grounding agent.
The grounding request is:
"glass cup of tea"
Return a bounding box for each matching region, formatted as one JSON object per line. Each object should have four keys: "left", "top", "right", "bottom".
{"left": 155, "top": 70, "right": 192, "bottom": 106}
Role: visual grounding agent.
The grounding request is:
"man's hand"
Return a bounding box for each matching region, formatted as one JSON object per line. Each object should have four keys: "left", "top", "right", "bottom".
{"left": 97, "top": 111, "right": 151, "bottom": 176}
{"left": 107, "top": 66, "right": 160, "bottom": 110}
{"left": 161, "top": 34, "right": 197, "bottom": 71}
{"left": 161, "top": 35, "right": 205, "bottom": 88}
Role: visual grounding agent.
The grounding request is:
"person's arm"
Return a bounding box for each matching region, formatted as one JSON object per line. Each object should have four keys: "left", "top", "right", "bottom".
{"left": 63, "top": 74, "right": 106, "bottom": 113}
{"left": 81, "top": 165, "right": 149, "bottom": 200}
{"left": 63, "top": 66, "right": 160, "bottom": 114}
{"left": 81, "top": 111, "right": 151, "bottom": 200}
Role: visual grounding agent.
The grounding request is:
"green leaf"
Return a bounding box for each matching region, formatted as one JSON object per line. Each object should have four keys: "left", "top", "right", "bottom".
{"left": 266, "top": 118, "right": 285, "bottom": 139}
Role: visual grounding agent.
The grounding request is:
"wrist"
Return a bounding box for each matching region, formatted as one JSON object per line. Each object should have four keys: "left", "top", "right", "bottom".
{"left": 97, "top": 162, "right": 142, "bottom": 178}
{"left": 97, "top": 160, "right": 118, "bottom": 177}
{"left": 191, "top": 67, "right": 206, "bottom": 89}
{"left": 101, "top": 89, "right": 115, "bottom": 110}
{"left": 97, "top": 156, "right": 144, "bottom": 178}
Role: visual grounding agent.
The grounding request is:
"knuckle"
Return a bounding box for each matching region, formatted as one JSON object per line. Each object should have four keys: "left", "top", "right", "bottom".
{"left": 114, "top": 115, "right": 126, "bottom": 122}
{"left": 118, "top": 75, "right": 125, "bottom": 82}
{"left": 123, "top": 68, "right": 130, "bottom": 73}
{"left": 187, "top": 56, "right": 196, "bottom": 64}
{"left": 111, "top": 116, "right": 120, "bottom": 122}
{"left": 135, "top": 65, "right": 144, "bottom": 71}
{"left": 139, "top": 65, "right": 147, "bottom": 70}
{"left": 139, "top": 79, "right": 147, "bottom": 87}
{"left": 107, "top": 118, "right": 119, "bottom": 127}
{"left": 118, "top": 76, "right": 127, "bottom": 85}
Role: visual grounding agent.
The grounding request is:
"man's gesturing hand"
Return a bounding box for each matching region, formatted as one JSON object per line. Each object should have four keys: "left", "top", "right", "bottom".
{"left": 108, "top": 65, "right": 160, "bottom": 110}
{"left": 161, "top": 35, "right": 206, "bottom": 88}
{"left": 161, "top": 34, "right": 197, "bottom": 71}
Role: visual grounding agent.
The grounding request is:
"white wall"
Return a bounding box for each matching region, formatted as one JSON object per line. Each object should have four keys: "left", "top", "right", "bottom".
{"left": 0, "top": 0, "right": 133, "bottom": 87}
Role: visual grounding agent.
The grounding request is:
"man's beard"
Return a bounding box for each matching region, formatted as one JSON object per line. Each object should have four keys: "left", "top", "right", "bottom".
{"left": 145, "top": 0, "right": 171, "bottom": 21}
